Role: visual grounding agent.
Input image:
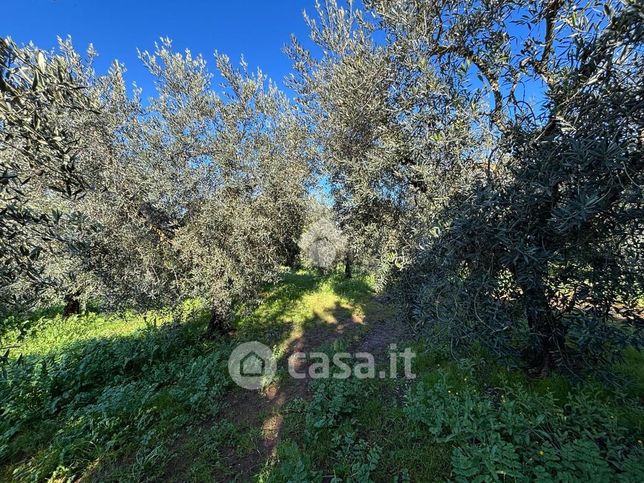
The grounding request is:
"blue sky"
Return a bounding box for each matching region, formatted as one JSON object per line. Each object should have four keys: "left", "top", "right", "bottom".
{"left": 3, "top": 0, "right": 318, "bottom": 96}
{"left": 4, "top": 0, "right": 546, "bottom": 113}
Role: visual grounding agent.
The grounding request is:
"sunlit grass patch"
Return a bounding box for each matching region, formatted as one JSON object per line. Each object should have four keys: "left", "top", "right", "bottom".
{"left": 2, "top": 298, "right": 208, "bottom": 360}
{"left": 237, "top": 270, "right": 374, "bottom": 333}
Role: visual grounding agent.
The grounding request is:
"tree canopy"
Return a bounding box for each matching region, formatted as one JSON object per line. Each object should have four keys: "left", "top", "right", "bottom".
{"left": 1, "top": 0, "right": 642, "bottom": 368}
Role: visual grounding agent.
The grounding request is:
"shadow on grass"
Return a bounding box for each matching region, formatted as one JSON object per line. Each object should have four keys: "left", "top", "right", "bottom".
{"left": 248, "top": 295, "right": 449, "bottom": 482}
{"left": 1, "top": 270, "right": 396, "bottom": 481}
{"left": 232, "top": 271, "right": 374, "bottom": 342}
{"left": 0, "top": 303, "right": 238, "bottom": 482}
{"left": 213, "top": 274, "right": 411, "bottom": 481}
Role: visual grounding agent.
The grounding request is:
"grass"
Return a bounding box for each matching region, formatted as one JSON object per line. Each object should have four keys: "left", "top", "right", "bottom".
{"left": 1, "top": 270, "right": 643, "bottom": 481}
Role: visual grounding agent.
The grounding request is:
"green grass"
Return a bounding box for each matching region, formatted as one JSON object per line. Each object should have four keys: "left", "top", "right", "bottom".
{"left": 239, "top": 270, "right": 375, "bottom": 329}
{"left": 0, "top": 298, "right": 233, "bottom": 481}
{"left": 1, "top": 270, "right": 643, "bottom": 481}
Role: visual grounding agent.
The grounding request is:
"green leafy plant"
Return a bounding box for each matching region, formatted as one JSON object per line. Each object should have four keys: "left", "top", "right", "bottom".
{"left": 405, "top": 370, "right": 644, "bottom": 481}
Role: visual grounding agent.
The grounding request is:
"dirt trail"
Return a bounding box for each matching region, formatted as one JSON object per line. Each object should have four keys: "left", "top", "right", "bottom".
{"left": 217, "top": 297, "right": 407, "bottom": 479}
{"left": 219, "top": 315, "right": 364, "bottom": 478}
{"left": 354, "top": 315, "right": 411, "bottom": 356}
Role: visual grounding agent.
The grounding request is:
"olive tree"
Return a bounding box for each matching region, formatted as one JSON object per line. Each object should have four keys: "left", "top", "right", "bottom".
{"left": 2, "top": 37, "right": 312, "bottom": 335}
{"left": 287, "top": 0, "right": 488, "bottom": 280}
{"left": 160, "top": 47, "right": 313, "bottom": 335}
{"left": 0, "top": 37, "right": 116, "bottom": 314}
{"left": 293, "top": 0, "right": 642, "bottom": 372}
{"left": 299, "top": 215, "right": 346, "bottom": 273}
{"left": 69, "top": 40, "right": 311, "bottom": 334}
{"left": 379, "top": 0, "right": 644, "bottom": 372}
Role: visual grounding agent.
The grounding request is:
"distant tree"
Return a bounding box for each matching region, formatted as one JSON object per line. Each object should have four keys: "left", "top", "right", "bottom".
{"left": 299, "top": 215, "right": 346, "bottom": 273}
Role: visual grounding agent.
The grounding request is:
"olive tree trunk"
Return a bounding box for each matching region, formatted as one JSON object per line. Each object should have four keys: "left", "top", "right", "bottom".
{"left": 513, "top": 264, "right": 565, "bottom": 376}
{"left": 62, "top": 291, "right": 81, "bottom": 317}
{"left": 205, "top": 304, "right": 228, "bottom": 339}
{"left": 344, "top": 251, "right": 353, "bottom": 279}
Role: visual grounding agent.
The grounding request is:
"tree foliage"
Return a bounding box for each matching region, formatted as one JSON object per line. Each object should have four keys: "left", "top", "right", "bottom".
{"left": 0, "top": 38, "right": 103, "bottom": 310}
{"left": 299, "top": 215, "right": 346, "bottom": 273}
{"left": 1, "top": 38, "right": 312, "bottom": 334}
{"left": 293, "top": 0, "right": 643, "bottom": 371}
{"left": 1, "top": 1, "right": 641, "bottom": 366}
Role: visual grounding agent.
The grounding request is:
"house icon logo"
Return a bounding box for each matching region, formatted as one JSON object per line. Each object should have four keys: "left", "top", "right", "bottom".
{"left": 240, "top": 351, "right": 265, "bottom": 377}
{"left": 228, "top": 341, "right": 276, "bottom": 390}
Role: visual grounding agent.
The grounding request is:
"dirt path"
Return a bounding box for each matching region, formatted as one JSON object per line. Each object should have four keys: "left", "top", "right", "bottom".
{"left": 218, "top": 313, "right": 365, "bottom": 478}
{"left": 354, "top": 314, "right": 411, "bottom": 356}
{"left": 155, "top": 291, "right": 409, "bottom": 481}
{"left": 217, "top": 297, "right": 406, "bottom": 480}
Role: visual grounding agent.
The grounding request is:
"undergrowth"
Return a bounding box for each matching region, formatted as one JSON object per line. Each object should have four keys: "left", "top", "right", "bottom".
{"left": 0, "top": 301, "right": 232, "bottom": 481}
{"left": 1, "top": 271, "right": 642, "bottom": 482}
{"left": 260, "top": 347, "right": 644, "bottom": 482}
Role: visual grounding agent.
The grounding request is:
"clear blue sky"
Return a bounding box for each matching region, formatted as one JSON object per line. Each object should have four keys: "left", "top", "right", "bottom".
{"left": 4, "top": 0, "right": 544, "bottom": 111}
{"left": 3, "top": 0, "right": 318, "bottom": 96}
